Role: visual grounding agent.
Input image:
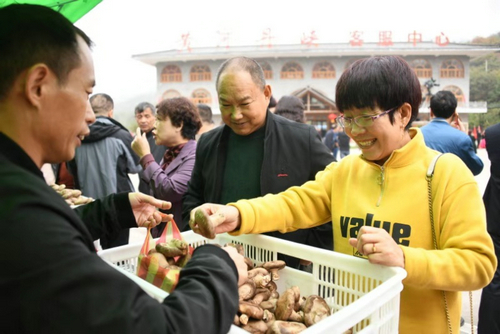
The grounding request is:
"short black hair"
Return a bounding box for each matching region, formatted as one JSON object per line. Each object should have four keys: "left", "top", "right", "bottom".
{"left": 0, "top": 4, "right": 93, "bottom": 101}
{"left": 275, "top": 95, "right": 305, "bottom": 123}
{"left": 335, "top": 56, "right": 422, "bottom": 131}
{"left": 197, "top": 104, "right": 213, "bottom": 124}
{"left": 135, "top": 102, "right": 156, "bottom": 115}
{"left": 157, "top": 97, "right": 202, "bottom": 140}
{"left": 90, "top": 94, "right": 114, "bottom": 115}
{"left": 430, "top": 91, "right": 457, "bottom": 119}
{"left": 215, "top": 57, "right": 266, "bottom": 92}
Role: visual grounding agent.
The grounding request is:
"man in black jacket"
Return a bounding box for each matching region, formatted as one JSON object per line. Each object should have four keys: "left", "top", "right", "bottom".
{"left": 182, "top": 57, "right": 335, "bottom": 268}
{"left": 135, "top": 101, "right": 167, "bottom": 194}
{"left": 478, "top": 122, "right": 500, "bottom": 334}
{"left": 0, "top": 4, "right": 245, "bottom": 334}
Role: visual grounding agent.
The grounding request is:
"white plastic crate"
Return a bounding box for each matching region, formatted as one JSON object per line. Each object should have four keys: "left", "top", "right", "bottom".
{"left": 98, "top": 231, "right": 406, "bottom": 334}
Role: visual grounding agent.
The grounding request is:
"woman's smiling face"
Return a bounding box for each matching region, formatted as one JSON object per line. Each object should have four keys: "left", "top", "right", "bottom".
{"left": 343, "top": 104, "right": 412, "bottom": 165}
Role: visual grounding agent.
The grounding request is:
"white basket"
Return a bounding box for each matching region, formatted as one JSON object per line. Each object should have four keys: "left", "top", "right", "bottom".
{"left": 98, "top": 231, "right": 406, "bottom": 334}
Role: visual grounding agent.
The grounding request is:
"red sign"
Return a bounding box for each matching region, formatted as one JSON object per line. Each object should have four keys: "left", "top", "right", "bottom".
{"left": 350, "top": 31, "right": 363, "bottom": 47}
{"left": 260, "top": 28, "right": 274, "bottom": 48}
{"left": 328, "top": 113, "right": 337, "bottom": 121}
{"left": 378, "top": 31, "right": 393, "bottom": 46}
{"left": 435, "top": 32, "right": 450, "bottom": 46}
{"left": 301, "top": 30, "right": 319, "bottom": 47}
{"left": 408, "top": 30, "right": 422, "bottom": 46}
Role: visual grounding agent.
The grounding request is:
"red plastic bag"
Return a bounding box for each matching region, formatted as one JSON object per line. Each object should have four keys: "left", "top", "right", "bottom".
{"left": 136, "top": 220, "right": 191, "bottom": 293}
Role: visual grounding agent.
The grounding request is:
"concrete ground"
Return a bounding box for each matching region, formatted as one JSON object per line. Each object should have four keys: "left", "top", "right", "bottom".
{"left": 128, "top": 146, "right": 493, "bottom": 333}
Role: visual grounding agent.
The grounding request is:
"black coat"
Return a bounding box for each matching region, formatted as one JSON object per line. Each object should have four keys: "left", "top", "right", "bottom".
{"left": 0, "top": 132, "right": 238, "bottom": 334}
{"left": 138, "top": 129, "right": 167, "bottom": 194}
{"left": 182, "top": 112, "right": 335, "bottom": 266}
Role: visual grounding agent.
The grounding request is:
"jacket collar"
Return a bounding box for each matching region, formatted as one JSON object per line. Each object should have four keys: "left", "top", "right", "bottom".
{"left": 164, "top": 139, "right": 197, "bottom": 173}
{"left": 362, "top": 127, "right": 427, "bottom": 168}
{"left": 0, "top": 132, "right": 44, "bottom": 179}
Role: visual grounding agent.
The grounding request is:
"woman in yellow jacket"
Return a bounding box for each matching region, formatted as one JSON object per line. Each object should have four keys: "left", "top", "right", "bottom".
{"left": 189, "top": 55, "right": 496, "bottom": 334}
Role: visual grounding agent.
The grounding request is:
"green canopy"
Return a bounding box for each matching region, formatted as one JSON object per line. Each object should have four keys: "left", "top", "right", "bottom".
{"left": 0, "top": 0, "right": 102, "bottom": 22}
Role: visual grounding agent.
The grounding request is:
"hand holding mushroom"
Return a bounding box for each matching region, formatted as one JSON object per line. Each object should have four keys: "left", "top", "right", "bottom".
{"left": 189, "top": 204, "right": 241, "bottom": 239}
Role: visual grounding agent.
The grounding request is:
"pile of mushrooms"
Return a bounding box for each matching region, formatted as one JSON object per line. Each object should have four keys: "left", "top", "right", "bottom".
{"left": 147, "top": 238, "right": 191, "bottom": 269}
{"left": 226, "top": 244, "right": 334, "bottom": 334}
{"left": 51, "top": 183, "right": 94, "bottom": 206}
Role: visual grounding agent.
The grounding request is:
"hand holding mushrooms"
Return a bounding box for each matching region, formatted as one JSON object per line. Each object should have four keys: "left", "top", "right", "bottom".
{"left": 189, "top": 204, "right": 241, "bottom": 239}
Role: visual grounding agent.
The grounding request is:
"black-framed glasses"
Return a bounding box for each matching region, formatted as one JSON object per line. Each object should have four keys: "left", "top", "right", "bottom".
{"left": 337, "top": 108, "right": 396, "bottom": 129}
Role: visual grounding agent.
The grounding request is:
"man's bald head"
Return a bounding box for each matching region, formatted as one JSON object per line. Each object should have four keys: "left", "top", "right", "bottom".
{"left": 216, "top": 57, "right": 266, "bottom": 92}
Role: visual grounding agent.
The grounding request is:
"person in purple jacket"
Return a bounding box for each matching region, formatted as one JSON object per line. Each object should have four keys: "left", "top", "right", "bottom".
{"left": 132, "top": 97, "right": 201, "bottom": 234}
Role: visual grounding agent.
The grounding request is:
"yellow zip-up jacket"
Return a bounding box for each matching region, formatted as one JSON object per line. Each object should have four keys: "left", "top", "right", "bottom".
{"left": 230, "top": 128, "right": 496, "bottom": 334}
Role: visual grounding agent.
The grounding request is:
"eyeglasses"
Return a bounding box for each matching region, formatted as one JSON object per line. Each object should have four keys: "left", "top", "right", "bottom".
{"left": 337, "top": 108, "right": 396, "bottom": 129}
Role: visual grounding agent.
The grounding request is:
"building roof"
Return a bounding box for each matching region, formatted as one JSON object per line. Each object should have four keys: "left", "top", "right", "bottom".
{"left": 133, "top": 42, "right": 500, "bottom": 66}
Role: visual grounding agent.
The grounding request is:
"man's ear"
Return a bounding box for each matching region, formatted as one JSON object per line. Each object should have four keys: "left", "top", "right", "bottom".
{"left": 24, "top": 63, "right": 52, "bottom": 108}
{"left": 263, "top": 84, "right": 272, "bottom": 102}
{"left": 108, "top": 109, "right": 114, "bottom": 118}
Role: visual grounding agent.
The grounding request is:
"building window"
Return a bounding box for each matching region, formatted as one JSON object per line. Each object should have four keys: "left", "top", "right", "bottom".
{"left": 160, "top": 65, "right": 182, "bottom": 82}
{"left": 440, "top": 59, "right": 464, "bottom": 78}
{"left": 442, "top": 85, "right": 465, "bottom": 106}
{"left": 191, "top": 88, "right": 211, "bottom": 104}
{"left": 259, "top": 61, "right": 273, "bottom": 80}
{"left": 312, "top": 61, "right": 336, "bottom": 79}
{"left": 161, "top": 89, "right": 181, "bottom": 100}
{"left": 190, "top": 64, "right": 212, "bottom": 81}
{"left": 410, "top": 59, "right": 432, "bottom": 78}
{"left": 281, "top": 62, "right": 304, "bottom": 79}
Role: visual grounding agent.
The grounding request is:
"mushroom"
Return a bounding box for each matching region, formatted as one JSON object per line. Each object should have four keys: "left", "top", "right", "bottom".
{"left": 251, "top": 272, "right": 271, "bottom": 288}
{"left": 240, "top": 314, "right": 249, "bottom": 325}
{"left": 193, "top": 208, "right": 216, "bottom": 239}
{"left": 260, "top": 298, "right": 277, "bottom": 313}
{"left": 266, "top": 320, "right": 307, "bottom": 334}
{"left": 239, "top": 301, "right": 264, "bottom": 320}
{"left": 156, "top": 239, "right": 188, "bottom": 257}
{"left": 263, "top": 260, "right": 286, "bottom": 281}
{"left": 267, "top": 281, "right": 279, "bottom": 299}
{"left": 294, "top": 296, "right": 306, "bottom": 312}
{"left": 175, "top": 252, "right": 191, "bottom": 267}
{"left": 275, "top": 289, "right": 295, "bottom": 321}
{"left": 239, "top": 280, "right": 257, "bottom": 301}
{"left": 233, "top": 314, "right": 241, "bottom": 326}
{"left": 252, "top": 288, "right": 271, "bottom": 304}
{"left": 241, "top": 320, "right": 268, "bottom": 334}
{"left": 301, "top": 295, "right": 331, "bottom": 327}
{"left": 276, "top": 287, "right": 304, "bottom": 323}
{"left": 262, "top": 309, "right": 275, "bottom": 323}
{"left": 148, "top": 252, "right": 170, "bottom": 269}
{"left": 248, "top": 267, "right": 269, "bottom": 279}
{"left": 244, "top": 257, "right": 255, "bottom": 270}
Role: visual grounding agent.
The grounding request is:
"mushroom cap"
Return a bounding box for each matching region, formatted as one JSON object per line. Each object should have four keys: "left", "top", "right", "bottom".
{"left": 263, "top": 260, "right": 286, "bottom": 270}
{"left": 248, "top": 267, "right": 269, "bottom": 278}
{"left": 267, "top": 320, "right": 307, "bottom": 334}
{"left": 239, "top": 280, "right": 257, "bottom": 301}
{"left": 252, "top": 288, "right": 272, "bottom": 304}
{"left": 239, "top": 301, "right": 265, "bottom": 320}
{"left": 241, "top": 319, "right": 268, "bottom": 333}
{"left": 275, "top": 289, "right": 296, "bottom": 320}
{"left": 301, "top": 295, "right": 331, "bottom": 327}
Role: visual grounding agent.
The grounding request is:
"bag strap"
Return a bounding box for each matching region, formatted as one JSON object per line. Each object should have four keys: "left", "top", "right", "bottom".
{"left": 426, "top": 153, "right": 474, "bottom": 334}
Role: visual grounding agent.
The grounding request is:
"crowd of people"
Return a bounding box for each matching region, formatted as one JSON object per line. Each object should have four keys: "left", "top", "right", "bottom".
{"left": 0, "top": 3, "right": 498, "bottom": 334}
